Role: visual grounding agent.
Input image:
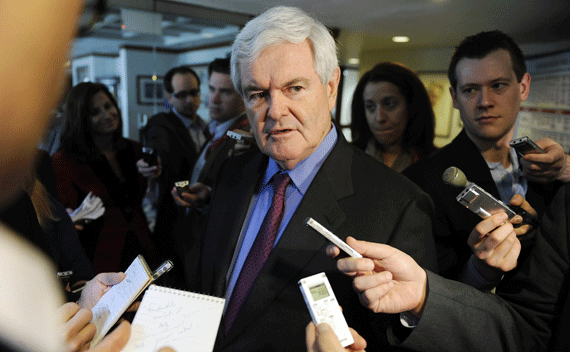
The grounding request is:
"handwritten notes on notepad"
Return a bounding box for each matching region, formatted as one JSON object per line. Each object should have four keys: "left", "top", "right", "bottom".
{"left": 122, "top": 285, "right": 225, "bottom": 352}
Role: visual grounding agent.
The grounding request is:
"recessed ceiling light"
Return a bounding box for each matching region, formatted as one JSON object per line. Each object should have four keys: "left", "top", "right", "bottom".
{"left": 348, "top": 58, "right": 359, "bottom": 65}
{"left": 392, "top": 36, "right": 409, "bottom": 43}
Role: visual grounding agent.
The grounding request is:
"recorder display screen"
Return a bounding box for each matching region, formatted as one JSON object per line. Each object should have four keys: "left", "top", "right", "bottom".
{"left": 310, "top": 283, "right": 330, "bottom": 301}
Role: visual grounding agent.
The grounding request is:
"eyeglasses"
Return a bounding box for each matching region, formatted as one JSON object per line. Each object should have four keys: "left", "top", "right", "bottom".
{"left": 172, "top": 89, "right": 200, "bottom": 99}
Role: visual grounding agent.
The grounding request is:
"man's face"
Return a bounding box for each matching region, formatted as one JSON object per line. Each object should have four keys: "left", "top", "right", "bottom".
{"left": 240, "top": 40, "right": 340, "bottom": 170}
{"left": 208, "top": 72, "right": 245, "bottom": 122}
{"left": 166, "top": 72, "right": 201, "bottom": 119}
{"left": 450, "top": 49, "right": 530, "bottom": 146}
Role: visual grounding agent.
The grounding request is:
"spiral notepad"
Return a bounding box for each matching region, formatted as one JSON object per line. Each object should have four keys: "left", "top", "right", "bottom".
{"left": 122, "top": 285, "right": 225, "bottom": 352}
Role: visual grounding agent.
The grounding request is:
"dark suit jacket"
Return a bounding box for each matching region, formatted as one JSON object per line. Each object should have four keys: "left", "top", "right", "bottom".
{"left": 142, "top": 111, "right": 204, "bottom": 260}
{"left": 396, "top": 183, "right": 570, "bottom": 352}
{"left": 195, "top": 113, "right": 251, "bottom": 187}
{"left": 170, "top": 114, "right": 253, "bottom": 286}
{"left": 188, "top": 132, "right": 439, "bottom": 351}
{"left": 403, "top": 130, "right": 560, "bottom": 281}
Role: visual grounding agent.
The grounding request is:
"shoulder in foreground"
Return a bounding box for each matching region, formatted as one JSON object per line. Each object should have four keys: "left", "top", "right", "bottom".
{"left": 402, "top": 142, "right": 456, "bottom": 182}
{"left": 145, "top": 111, "right": 175, "bottom": 126}
{"left": 218, "top": 148, "right": 264, "bottom": 178}
{"left": 351, "top": 146, "right": 430, "bottom": 198}
{"left": 51, "top": 149, "right": 72, "bottom": 164}
{"left": 123, "top": 138, "right": 142, "bottom": 150}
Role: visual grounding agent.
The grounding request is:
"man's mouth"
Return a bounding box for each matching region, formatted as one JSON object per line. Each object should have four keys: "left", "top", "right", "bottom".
{"left": 476, "top": 115, "right": 498, "bottom": 122}
{"left": 270, "top": 129, "right": 293, "bottom": 136}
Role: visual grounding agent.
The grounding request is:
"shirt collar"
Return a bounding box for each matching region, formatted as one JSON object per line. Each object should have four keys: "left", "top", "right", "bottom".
{"left": 486, "top": 148, "right": 520, "bottom": 171}
{"left": 263, "top": 124, "right": 338, "bottom": 196}
{"left": 209, "top": 113, "right": 244, "bottom": 140}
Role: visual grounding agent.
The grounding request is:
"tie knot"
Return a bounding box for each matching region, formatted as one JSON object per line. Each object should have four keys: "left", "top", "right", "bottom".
{"left": 273, "top": 172, "right": 290, "bottom": 195}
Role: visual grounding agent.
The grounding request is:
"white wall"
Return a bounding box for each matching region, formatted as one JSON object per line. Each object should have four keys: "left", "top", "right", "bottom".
{"left": 117, "top": 47, "right": 178, "bottom": 140}
{"left": 71, "top": 55, "right": 119, "bottom": 84}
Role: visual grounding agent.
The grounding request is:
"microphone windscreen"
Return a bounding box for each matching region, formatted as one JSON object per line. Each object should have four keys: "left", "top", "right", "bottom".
{"left": 442, "top": 166, "right": 468, "bottom": 188}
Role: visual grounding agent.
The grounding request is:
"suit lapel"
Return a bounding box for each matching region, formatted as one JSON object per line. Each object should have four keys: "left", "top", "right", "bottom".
{"left": 198, "top": 114, "right": 249, "bottom": 183}
{"left": 165, "top": 112, "right": 200, "bottom": 159}
{"left": 202, "top": 153, "right": 267, "bottom": 297}
{"left": 453, "top": 131, "right": 502, "bottom": 199}
{"left": 222, "top": 133, "right": 355, "bottom": 345}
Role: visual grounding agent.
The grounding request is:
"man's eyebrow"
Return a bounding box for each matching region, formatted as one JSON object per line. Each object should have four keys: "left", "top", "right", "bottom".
{"left": 243, "top": 84, "right": 264, "bottom": 95}
{"left": 283, "top": 78, "right": 310, "bottom": 87}
{"left": 459, "top": 75, "right": 513, "bottom": 88}
{"left": 209, "top": 85, "right": 234, "bottom": 92}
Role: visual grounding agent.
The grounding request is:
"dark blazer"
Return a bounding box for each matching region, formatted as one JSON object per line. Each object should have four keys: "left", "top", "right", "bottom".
{"left": 396, "top": 183, "right": 570, "bottom": 352}
{"left": 195, "top": 113, "right": 251, "bottom": 187}
{"left": 188, "top": 132, "right": 438, "bottom": 351}
{"left": 142, "top": 111, "right": 204, "bottom": 260}
{"left": 403, "top": 130, "right": 560, "bottom": 281}
{"left": 170, "top": 114, "right": 253, "bottom": 286}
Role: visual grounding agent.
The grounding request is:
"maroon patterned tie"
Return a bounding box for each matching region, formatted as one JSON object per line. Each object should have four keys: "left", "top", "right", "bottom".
{"left": 223, "top": 172, "right": 291, "bottom": 334}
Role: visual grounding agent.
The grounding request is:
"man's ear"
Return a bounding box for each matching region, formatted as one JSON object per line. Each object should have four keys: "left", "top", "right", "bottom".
{"left": 327, "top": 66, "right": 341, "bottom": 112}
{"left": 519, "top": 73, "right": 531, "bottom": 102}
{"left": 449, "top": 86, "right": 459, "bottom": 109}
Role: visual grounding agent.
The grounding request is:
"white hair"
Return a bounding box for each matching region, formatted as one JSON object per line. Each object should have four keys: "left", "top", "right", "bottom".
{"left": 231, "top": 6, "right": 338, "bottom": 95}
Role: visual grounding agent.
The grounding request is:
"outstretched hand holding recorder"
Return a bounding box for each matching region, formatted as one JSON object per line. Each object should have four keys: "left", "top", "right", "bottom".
{"left": 443, "top": 167, "right": 538, "bottom": 283}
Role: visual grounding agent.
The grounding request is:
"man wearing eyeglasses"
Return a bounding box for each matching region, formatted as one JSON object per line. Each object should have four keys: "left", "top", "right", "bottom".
{"left": 140, "top": 65, "right": 209, "bottom": 266}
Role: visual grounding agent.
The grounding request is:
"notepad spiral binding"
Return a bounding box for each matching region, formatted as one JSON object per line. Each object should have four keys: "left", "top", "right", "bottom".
{"left": 148, "top": 284, "right": 225, "bottom": 303}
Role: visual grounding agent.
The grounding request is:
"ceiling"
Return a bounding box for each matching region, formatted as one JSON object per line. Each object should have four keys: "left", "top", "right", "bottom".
{"left": 73, "top": 0, "right": 570, "bottom": 58}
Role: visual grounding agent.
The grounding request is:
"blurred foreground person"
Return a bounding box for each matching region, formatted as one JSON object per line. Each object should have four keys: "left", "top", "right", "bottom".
{"left": 0, "top": 1, "right": 130, "bottom": 351}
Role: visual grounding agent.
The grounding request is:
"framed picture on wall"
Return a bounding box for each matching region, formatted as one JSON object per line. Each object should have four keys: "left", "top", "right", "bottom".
{"left": 418, "top": 72, "right": 455, "bottom": 138}
{"left": 137, "top": 75, "right": 165, "bottom": 105}
{"left": 76, "top": 66, "right": 89, "bottom": 83}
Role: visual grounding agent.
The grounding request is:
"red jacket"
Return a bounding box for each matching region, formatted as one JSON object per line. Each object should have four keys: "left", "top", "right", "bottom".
{"left": 52, "top": 139, "right": 158, "bottom": 273}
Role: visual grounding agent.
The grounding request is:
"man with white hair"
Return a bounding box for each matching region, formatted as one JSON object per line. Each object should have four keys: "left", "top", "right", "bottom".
{"left": 184, "top": 6, "right": 438, "bottom": 351}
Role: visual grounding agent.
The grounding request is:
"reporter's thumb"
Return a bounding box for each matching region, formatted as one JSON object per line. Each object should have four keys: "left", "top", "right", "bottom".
{"left": 316, "top": 323, "right": 342, "bottom": 350}
{"left": 101, "top": 272, "right": 126, "bottom": 286}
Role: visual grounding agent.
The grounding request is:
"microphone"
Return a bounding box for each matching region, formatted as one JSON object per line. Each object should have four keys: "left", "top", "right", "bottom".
{"left": 442, "top": 166, "right": 516, "bottom": 220}
{"left": 442, "top": 166, "right": 469, "bottom": 188}
{"left": 442, "top": 167, "right": 539, "bottom": 227}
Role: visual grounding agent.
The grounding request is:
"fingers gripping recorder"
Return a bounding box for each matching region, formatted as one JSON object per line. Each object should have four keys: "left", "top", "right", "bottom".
{"left": 442, "top": 166, "right": 537, "bottom": 227}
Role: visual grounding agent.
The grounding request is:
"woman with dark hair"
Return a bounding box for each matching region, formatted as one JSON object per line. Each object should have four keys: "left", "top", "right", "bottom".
{"left": 52, "top": 82, "right": 159, "bottom": 273}
{"left": 351, "top": 62, "right": 436, "bottom": 172}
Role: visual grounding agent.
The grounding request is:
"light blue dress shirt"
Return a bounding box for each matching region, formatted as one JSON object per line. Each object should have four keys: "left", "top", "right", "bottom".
{"left": 223, "top": 126, "right": 338, "bottom": 308}
{"left": 486, "top": 147, "right": 528, "bottom": 203}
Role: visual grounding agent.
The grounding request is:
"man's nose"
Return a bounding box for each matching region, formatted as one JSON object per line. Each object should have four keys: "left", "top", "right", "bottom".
{"left": 267, "top": 92, "right": 288, "bottom": 120}
{"left": 478, "top": 86, "right": 494, "bottom": 108}
{"left": 210, "top": 91, "right": 221, "bottom": 104}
